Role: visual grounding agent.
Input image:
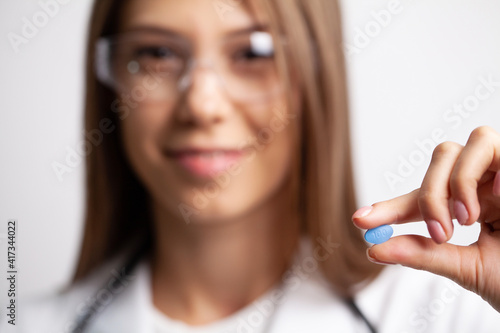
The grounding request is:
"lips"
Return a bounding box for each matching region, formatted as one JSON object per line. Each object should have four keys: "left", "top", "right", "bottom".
{"left": 164, "top": 148, "right": 246, "bottom": 178}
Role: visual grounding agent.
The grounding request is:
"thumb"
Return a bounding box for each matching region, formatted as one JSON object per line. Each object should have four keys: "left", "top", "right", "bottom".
{"left": 367, "top": 235, "right": 479, "bottom": 293}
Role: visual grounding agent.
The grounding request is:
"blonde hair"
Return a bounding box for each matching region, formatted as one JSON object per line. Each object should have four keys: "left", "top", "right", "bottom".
{"left": 73, "top": 0, "right": 383, "bottom": 298}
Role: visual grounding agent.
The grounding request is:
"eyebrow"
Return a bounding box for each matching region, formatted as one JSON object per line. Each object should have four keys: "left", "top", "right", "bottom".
{"left": 120, "top": 25, "right": 181, "bottom": 37}
{"left": 226, "top": 24, "right": 269, "bottom": 37}
{"left": 121, "top": 23, "right": 269, "bottom": 39}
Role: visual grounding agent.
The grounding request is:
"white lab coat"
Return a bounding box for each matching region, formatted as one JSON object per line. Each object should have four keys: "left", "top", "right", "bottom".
{"left": 3, "top": 237, "right": 500, "bottom": 333}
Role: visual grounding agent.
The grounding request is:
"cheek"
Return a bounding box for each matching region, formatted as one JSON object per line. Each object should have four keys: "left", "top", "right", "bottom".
{"left": 119, "top": 103, "right": 175, "bottom": 184}
{"left": 249, "top": 103, "right": 299, "bottom": 180}
{"left": 253, "top": 125, "right": 294, "bottom": 178}
{"left": 250, "top": 117, "right": 297, "bottom": 189}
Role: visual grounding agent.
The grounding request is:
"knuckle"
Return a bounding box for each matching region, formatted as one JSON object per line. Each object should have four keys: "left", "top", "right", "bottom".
{"left": 450, "top": 172, "right": 476, "bottom": 194}
{"left": 417, "top": 189, "right": 436, "bottom": 209}
{"left": 470, "top": 126, "right": 495, "bottom": 141}
{"left": 432, "top": 141, "right": 461, "bottom": 160}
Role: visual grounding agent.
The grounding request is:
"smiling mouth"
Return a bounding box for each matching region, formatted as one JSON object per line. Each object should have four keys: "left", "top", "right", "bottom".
{"left": 164, "top": 149, "right": 247, "bottom": 178}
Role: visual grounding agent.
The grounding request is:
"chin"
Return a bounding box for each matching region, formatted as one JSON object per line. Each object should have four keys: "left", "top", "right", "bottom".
{"left": 176, "top": 195, "right": 256, "bottom": 225}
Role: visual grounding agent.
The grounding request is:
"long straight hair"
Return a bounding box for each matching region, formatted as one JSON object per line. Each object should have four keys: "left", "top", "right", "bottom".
{"left": 73, "top": 0, "right": 383, "bottom": 298}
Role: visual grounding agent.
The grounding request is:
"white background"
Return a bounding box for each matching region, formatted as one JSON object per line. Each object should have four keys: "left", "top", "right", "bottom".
{"left": 0, "top": 0, "right": 499, "bottom": 298}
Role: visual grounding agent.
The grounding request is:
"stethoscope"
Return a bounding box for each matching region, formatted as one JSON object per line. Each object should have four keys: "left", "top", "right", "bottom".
{"left": 70, "top": 242, "right": 377, "bottom": 333}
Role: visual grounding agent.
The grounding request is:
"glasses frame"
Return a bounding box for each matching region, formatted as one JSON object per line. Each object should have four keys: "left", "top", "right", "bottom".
{"left": 94, "top": 30, "right": 288, "bottom": 105}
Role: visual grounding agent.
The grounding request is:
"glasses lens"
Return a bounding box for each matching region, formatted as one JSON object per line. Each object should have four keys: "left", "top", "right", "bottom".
{"left": 218, "top": 31, "right": 282, "bottom": 103}
{"left": 96, "top": 32, "right": 189, "bottom": 100}
{"left": 95, "top": 31, "right": 282, "bottom": 103}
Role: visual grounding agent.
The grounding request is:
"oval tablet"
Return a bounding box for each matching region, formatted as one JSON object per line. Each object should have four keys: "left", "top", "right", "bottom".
{"left": 364, "top": 225, "right": 393, "bottom": 244}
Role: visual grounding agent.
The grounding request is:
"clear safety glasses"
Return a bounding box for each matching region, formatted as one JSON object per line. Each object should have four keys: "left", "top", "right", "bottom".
{"left": 95, "top": 29, "right": 283, "bottom": 104}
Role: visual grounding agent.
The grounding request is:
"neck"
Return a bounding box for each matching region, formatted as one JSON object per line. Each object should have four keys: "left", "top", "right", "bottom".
{"left": 150, "top": 187, "right": 300, "bottom": 325}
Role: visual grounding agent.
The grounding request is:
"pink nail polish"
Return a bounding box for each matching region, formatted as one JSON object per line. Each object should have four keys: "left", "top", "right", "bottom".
{"left": 453, "top": 201, "right": 469, "bottom": 225}
{"left": 353, "top": 206, "right": 373, "bottom": 219}
{"left": 427, "top": 220, "right": 447, "bottom": 244}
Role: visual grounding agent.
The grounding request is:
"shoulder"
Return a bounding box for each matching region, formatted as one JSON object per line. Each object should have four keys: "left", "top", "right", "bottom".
{"left": 0, "top": 252, "right": 136, "bottom": 333}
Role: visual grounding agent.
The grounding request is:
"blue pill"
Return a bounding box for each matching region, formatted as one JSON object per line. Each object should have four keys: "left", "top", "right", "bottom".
{"left": 364, "top": 225, "right": 393, "bottom": 244}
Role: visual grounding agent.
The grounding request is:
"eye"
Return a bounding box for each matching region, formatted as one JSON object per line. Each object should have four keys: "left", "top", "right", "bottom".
{"left": 233, "top": 47, "right": 274, "bottom": 62}
{"left": 126, "top": 43, "right": 186, "bottom": 77}
{"left": 234, "top": 48, "right": 261, "bottom": 60}
{"left": 135, "top": 46, "right": 176, "bottom": 59}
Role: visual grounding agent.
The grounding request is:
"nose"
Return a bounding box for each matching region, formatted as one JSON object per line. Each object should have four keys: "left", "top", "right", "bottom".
{"left": 175, "top": 60, "right": 230, "bottom": 126}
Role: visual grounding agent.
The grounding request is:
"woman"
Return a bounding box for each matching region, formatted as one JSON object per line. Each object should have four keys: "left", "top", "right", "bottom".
{"left": 4, "top": 0, "right": 500, "bottom": 332}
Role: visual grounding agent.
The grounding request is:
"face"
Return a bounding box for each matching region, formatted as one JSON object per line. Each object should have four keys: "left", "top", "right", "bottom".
{"left": 116, "top": 0, "right": 300, "bottom": 224}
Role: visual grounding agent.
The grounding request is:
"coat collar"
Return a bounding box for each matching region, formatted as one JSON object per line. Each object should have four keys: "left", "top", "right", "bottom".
{"left": 85, "top": 236, "right": 372, "bottom": 332}
{"left": 87, "top": 257, "right": 153, "bottom": 332}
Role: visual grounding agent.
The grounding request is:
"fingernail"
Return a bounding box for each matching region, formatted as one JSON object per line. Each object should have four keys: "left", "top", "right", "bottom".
{"left": 353, "top": 206, "right": 373, "bottom": 219}
{"left": 453, "top": 200, "right": 469, "bottom": 225}
{"left": 427, "top": 220, "right": 447, "bottom": 244}
{"left": 366, "top": 248, "right": 396, "bottom": 266}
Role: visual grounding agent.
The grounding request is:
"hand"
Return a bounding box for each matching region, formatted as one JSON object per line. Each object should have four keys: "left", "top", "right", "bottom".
{"left": 352, "top": 126, "right": 500, "bottom": 312}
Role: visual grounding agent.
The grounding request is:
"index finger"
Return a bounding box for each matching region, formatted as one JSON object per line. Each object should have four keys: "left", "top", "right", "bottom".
{"left": 352, "top": 189, "right": 422, "bottom": 230}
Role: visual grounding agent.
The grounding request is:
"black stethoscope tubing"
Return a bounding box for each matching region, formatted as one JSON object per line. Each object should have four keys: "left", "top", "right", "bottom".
{"left": 70, "top": 243, "right": 377, "bottom": 333}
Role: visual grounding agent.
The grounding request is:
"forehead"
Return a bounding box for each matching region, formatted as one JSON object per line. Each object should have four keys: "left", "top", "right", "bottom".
{"left": 118, "top": 0, "right": 265, "bottom": 38}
